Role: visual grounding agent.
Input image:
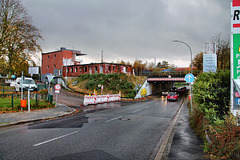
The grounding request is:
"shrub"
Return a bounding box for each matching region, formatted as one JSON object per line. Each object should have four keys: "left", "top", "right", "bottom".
{"left": 192, "top": 70, "right": 230, "bottom": 120}
{"left": 190, "top": 70, "right": 240, "bottom": 159}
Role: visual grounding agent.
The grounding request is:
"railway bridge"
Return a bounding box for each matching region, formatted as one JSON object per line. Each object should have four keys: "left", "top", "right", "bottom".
{"left": 135, "top": 75, "right": 188, "bottom": 99}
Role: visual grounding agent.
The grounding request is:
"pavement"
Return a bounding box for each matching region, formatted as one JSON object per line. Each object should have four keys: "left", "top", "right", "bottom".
{"left": 167, "top": 101, "right": 205, "bottom": 160}
{"left": 0, "top": 104, "right": 75, "bottom": 127}
{"left": 0, "top": 99, "right": 205, "bottom": 159}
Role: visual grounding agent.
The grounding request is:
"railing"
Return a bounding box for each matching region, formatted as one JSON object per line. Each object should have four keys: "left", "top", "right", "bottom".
{"left": 139, "top": 70, "right": 201, "bottom": 77}
{"left": 0, "top": 92, "right": 49, "bottom": 112}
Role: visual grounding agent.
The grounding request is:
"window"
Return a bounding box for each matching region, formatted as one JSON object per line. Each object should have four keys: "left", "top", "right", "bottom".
{"left": 94, "top": 66, "right": 98, "bottom": 72}
{"left": 47, "top": 65, "right": 49, "bottom": 69}
{"left": 67, "top": 68, "right": 69, "bottom": 73}
{"left": 79, "top": 67, "right": 82, "bottom": 72}
{"left": 54, "top": 65, "right": 56, "bottom": 69}
{"left": 54, "top": 54, "right": 56, "bottom": 58}
{"left": 75, "top": 67, "right": 77, "bottom": 73}
{"left": 108, "top": 66, "right": 111, "bottom": 71}
{"left": 100, "top": 66, "right": 103, "bottom": 73}
{"left": 71, "top": 68, "right": 73, "bottom": 73}
{"left": 113, "top": 66, "right": 116, "bottom": 71}
{"left": 47, "top": 55, "right": 49, "bottom": 59}
{"left": 84, "top": 67, "right": 88, "bottom": 72}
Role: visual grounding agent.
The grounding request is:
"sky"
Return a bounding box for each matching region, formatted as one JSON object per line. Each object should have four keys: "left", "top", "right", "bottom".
{"left": 21, "top": 0, "right": 231, "bottom": 67}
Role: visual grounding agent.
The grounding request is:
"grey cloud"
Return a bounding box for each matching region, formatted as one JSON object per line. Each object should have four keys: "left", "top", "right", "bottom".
{"left": 22, "top": 0, "right": 231, "bottom": 66}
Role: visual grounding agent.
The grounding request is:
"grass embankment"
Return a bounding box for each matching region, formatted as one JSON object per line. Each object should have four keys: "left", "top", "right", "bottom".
{"left": 68, "top": 73, "right": 146, "bottom": 98}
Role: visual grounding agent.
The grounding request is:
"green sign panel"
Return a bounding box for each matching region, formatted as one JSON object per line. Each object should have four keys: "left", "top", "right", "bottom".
{"left": 233, "top": 34, "right": 240, "bottom": 79}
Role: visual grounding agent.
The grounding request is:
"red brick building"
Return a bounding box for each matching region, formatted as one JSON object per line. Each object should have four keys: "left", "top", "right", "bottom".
{"left": 42, "top": 47, "right": 86, "bottom": 76}
{"left": 41, "top": 48, "right": 132, "bottom": 80}
{"left": 62, "top": 63, "right": 132, "bottom": 77}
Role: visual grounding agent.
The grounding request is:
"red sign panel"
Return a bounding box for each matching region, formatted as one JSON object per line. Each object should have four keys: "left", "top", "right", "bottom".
{"left": 233, "top": 0, "right": 240, "bottom": 7}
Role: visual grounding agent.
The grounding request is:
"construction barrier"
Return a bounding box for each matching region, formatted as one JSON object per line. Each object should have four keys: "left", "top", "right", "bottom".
{"left": 83, "top": 93, "right": 121, "bottom": 106}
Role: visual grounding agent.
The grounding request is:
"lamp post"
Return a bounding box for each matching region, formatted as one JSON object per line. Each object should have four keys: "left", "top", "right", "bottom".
{"left": 172, "top": 40, "right": 193, "bottom": 74}
{"left": 62, "top": 50, "right": 67, "bottom": 83}
{"left": 172, "top": 40, "right": 193, "bottom": 112}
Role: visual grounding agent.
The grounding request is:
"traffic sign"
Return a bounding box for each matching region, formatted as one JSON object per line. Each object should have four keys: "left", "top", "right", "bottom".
{"left": 47, "top": 74, "right": 55, "bottom": 82}
{"left": 55, "top": 84, "right": 61, "bottom": 90}
{"left": 185, "top": 73, "right": 194, "bottom": 83}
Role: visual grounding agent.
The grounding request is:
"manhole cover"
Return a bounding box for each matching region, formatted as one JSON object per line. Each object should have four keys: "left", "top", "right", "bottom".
{"left": 119, "top": 118, "right": 131, "bottom": 121}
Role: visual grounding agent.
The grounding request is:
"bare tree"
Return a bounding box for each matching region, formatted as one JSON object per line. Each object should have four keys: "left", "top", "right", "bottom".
{"left": 192, "top": 52, "right": 203, "bottom": 70}
{"left": 0, "top": 0, "right": 42, "bottom": 76}
{"left": 211, "top": 33, "right": 230, "bottom": 70}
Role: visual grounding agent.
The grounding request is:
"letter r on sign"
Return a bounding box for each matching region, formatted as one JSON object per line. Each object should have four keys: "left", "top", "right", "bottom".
{"left": 234, "top": 10, "right": 240, "bottom": 20}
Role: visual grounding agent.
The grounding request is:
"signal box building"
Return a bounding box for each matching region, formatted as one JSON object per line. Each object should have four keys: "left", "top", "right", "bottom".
{"left": 41, "top": 47, "right": 132, "bottom": 81}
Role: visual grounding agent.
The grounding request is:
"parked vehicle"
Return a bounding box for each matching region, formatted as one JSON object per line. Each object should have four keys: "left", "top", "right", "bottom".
{"left": 15, "top": 77, "right": 37, "bottom": 92}
{"left": 167, "top": 92, "right": 178, "bottom": 101}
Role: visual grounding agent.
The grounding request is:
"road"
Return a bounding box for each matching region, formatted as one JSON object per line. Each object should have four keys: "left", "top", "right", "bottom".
{"left": 0, "top": 96, "right": 184, "bottom": 160}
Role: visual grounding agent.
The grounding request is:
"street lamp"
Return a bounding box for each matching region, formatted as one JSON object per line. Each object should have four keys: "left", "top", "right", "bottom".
{"left": 62, "top": 50, "right": 68, "bottom": 83}
{"left": 172, "top": 40, "right": 193, "bottom": 74}
{"left": 172, "top": 40, "right": 193, "bottom": 112}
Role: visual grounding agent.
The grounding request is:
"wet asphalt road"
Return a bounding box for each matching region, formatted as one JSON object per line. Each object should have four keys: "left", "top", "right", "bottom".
{"left": 0, "top": 95, "right": 184, "bottom": 160}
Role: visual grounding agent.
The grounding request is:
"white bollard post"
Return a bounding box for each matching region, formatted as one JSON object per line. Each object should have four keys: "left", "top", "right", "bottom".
{"left": 28, "top": 89, "right": 30, "bottom": 112}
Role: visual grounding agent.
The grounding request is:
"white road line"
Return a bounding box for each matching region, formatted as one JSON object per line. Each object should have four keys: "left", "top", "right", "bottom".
{"left": 132, "top": 109, "right": 142, "bottom": 113}
{"left": 33, "top": 131, "right": 78, "bottom": 147}
{"left": 105, "top": 116, "right": 122, "bottom": 123}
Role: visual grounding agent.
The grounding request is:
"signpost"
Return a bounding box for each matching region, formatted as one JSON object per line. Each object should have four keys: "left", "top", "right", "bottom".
{"left": 185, "top": 73, "right": 194, "bottom": 83}
{"left": 55, "top": 84, "right": 61, "bottom": 93}
{"left": 185, "top": 73, "right": 194, "bottom": 112}
{"left": 203, "top": 54, "right": 217, "bottom": 73}
{"left": 231, "top": 0, "right": 240, "bottom": 117}
{"left": 54, "top": 84, "right": 61, "bottom": 106}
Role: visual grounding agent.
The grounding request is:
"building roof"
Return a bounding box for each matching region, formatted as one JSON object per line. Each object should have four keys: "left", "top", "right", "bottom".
{"left": 42, "top": 47, "right": 87, "bottom": 56}
{"left": 63, "top": 62, "right": 132, "bottom": 67}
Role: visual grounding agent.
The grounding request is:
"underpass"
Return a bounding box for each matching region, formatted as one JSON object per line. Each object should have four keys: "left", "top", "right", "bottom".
{"left": 135, "top": 76, "right": 187, "bottom": 99}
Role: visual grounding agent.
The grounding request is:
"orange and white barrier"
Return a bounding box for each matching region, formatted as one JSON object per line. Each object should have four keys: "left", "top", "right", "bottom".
{"left": 83, "top": 93, "right": 121, "bottom": 106}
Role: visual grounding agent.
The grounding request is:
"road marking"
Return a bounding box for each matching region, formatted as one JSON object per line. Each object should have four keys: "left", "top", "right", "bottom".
{"left": 132, "top": 109, "right": 142, "bottom": 113}
{"left": 105, "top": 116, "right": 122, "bottom": 123}
{"left": 145, "top": 106, "right": 152, "bottom": 109}
{"left": 33, "top": 131, "right": 78, "bottom": 147}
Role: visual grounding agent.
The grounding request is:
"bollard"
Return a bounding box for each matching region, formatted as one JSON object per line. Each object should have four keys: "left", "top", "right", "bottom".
{"left": 49, "top": 95, "right": 53, "bottom": 104}
{"left": 11, "top": 94, "right": 14, "bottom": 110}
{"left": 36, "top": 93, "right": 38, "bottom": 108}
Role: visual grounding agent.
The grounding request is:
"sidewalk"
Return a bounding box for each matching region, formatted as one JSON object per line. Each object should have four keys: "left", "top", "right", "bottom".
{"left": 168, "top": 101, "right": 205, "bottom": 160}
{"left": 0, "top": 104, "right": 75, "bottom": 127}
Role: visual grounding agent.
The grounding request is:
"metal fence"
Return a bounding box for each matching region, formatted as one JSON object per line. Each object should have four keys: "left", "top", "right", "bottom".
{"left": 0, "top": 92, "right": 49, "bottom": 112}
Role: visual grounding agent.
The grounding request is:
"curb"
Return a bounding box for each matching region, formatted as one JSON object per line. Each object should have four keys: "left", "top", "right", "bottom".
{"left": 0, "top": 104, "right": 76, "bottom": 128}
{"left": 151, "top": 97, "right": 187, "bottom": 160}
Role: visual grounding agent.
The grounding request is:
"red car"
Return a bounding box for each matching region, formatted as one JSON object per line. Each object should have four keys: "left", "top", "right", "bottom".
{"left": 167, "top": 92, "right": 178, "bottom": 101}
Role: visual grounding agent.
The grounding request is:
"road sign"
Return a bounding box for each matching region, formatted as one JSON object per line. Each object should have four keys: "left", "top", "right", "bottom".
{"left": 55, "top": 84, "right": 61, "bottom": 90}
{"left": 231, "top": 0, "right": 240, "bottom": 117}
{"left": 185, "top": 73, "right": 194, "bottom": 83}
{"left": 47, "top": 74, "right": 55, "bottom": 82}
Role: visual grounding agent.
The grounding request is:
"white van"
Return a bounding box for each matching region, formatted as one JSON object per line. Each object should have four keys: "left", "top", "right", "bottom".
{"left": 15, "top": 77, "right": 37, "bottom": 92}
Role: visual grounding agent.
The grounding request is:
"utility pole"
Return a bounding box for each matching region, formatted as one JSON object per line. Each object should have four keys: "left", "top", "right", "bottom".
{"left": 101, "top": 50, "right": 103, "bottom": 63}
